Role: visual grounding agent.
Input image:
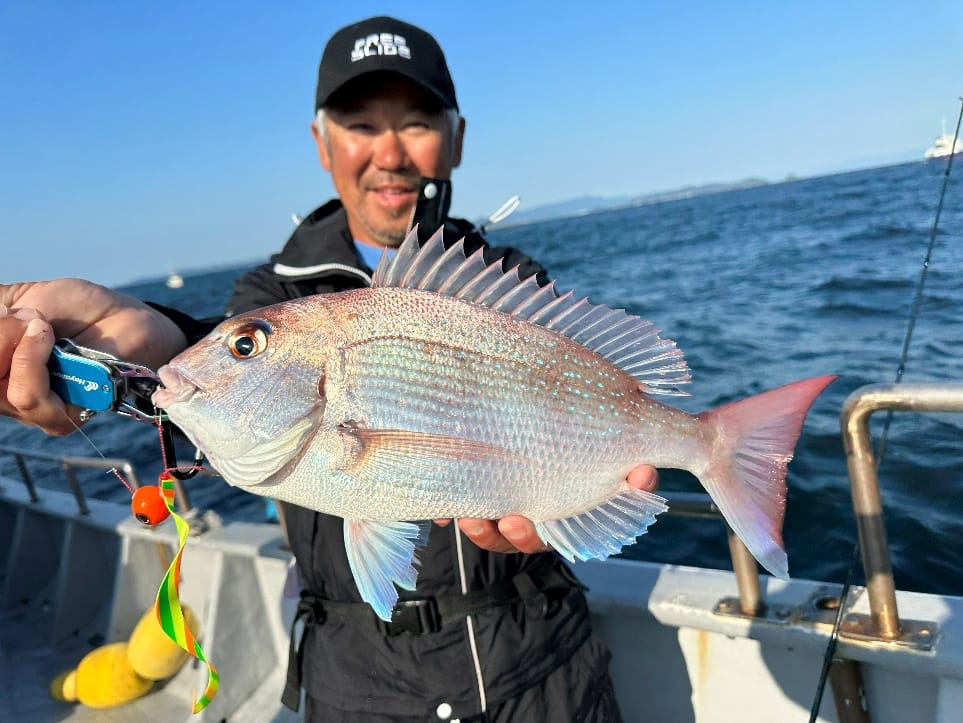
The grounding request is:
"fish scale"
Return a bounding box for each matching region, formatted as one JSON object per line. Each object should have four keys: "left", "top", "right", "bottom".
{"left": 340, "top": 333, "right": 633, "bottom": 443}
{"left": 154, "top": 226, "right": 836, "bottom": 620}
{"left": 323, "top": 327, "right": 645, "bottom": 519}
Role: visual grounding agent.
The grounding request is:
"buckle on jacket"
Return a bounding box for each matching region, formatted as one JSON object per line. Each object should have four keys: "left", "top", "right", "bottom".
{"left": 378, "top": 598, "right": 442, "bottom": 636}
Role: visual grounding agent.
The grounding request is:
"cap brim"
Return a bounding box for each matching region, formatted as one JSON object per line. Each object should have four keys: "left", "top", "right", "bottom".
{"left": 317, "top": 68, "right": 456, "bottom": 111}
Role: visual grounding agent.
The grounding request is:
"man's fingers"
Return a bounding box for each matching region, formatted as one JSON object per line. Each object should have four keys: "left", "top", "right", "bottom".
{"left": 496, "top": 516, "right": 552, "bottom": 554}
{"left": 0, "top": 322, "right": 20, "bottom": 381}
{"left": 627, "top": 465, "right": 659, "bottom": 493}
{"left": 457, "top": 519, "right": 519, "bottom": 554}
{"left": 4, "top": 318, "right": 75, "bottom": 434}
{"left": 8, "top": 318, "right": 55, "bottom": 409}
{"left": 0, "top": 307, "right": 42, "bottom": 379}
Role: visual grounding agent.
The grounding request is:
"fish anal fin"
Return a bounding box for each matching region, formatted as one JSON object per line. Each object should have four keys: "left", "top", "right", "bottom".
{"left": 343, "top": 519, "right": 432, "bottom": 621}
{"left": 534, "top": 486, "right": 668, "bottom": 563}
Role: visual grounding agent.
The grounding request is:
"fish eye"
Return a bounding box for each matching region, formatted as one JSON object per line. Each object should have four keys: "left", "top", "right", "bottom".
{"left": 227, "top": 323, "right": 269, "bottom": 359}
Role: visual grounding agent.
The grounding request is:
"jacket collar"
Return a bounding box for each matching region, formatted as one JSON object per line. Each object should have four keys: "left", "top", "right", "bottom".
{"left": 268, "top": 200, "right": 485, "bottom": 285}
{"left": 268, "top": 200, "right": 373, "bottom": 284}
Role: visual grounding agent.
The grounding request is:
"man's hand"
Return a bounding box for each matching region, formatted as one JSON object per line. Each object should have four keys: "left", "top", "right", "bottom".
{"left": 0, "top": 279, "right": 188, "bottom": 435}
{"left": 437, "top": 464, "right": 660, "bottom": 554}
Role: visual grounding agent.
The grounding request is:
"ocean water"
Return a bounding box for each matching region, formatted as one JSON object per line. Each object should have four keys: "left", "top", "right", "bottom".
{"left": 2, "top": 160, "right": 961, "bottom": 596}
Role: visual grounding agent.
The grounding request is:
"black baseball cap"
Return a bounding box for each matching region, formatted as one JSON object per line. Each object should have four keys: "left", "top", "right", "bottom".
{"left": 315, "top": 16, "right": 458, "bottom": 112}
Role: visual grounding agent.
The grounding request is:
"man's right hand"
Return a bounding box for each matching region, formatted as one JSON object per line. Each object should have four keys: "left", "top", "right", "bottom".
{"left": 0, "top": 279, "right": 188, "bottom": 435}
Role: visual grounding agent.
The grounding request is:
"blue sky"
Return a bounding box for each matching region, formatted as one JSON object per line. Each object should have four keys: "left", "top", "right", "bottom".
{"left": 2, "top": 1, "right": 961, "bottom": 286}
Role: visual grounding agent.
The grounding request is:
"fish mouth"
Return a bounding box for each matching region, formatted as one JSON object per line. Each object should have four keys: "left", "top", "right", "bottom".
{"left": 152, "top": 364, "right": 202, "bottom": 408}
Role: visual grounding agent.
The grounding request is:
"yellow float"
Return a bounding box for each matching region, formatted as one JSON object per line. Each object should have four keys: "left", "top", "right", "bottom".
{"left": 74, "top": 642, "right": 153, "bottom": 708}
{"left": 48, "top": 605, "right": 199, "bottom": 708}
{"left": 128, "top": 605, "right": 198, "bottom": 680}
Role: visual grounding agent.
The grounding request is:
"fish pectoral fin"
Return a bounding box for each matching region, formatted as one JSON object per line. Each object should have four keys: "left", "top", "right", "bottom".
{"left": 534, "top": 486, "right": 668, "bottom": 563}
{"left": 338, "top": 425, "right": 518, "bottom": 468}
{"left": 343, "top": 519, "right": 431, "bottom": 621}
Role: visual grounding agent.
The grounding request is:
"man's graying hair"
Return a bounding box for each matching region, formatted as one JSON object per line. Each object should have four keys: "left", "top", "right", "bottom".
{"left": 314, "top": 108, "right": 461, "bottom": 157}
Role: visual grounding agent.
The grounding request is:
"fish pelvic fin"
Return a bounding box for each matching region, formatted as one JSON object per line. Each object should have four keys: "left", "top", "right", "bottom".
{"left": 534, "top": 487, "right": 668, "bottom": 563}
{"left": 343, "top": 519, "right": 431, "bottom": 621}
{"left": 696, "top": 375, "right": 838, "bottom": 579}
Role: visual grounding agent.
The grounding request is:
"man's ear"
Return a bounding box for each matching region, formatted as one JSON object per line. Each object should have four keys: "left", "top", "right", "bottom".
{"left": 451, "top": 116, "right": 466, "bottom": 168}
{"left": 311, "top": 120, "right": 332, "bottom": 171}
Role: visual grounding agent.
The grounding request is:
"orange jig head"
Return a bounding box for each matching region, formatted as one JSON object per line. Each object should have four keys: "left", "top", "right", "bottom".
{"left": 131, "top": 484, "right": 171, "bottom": 526}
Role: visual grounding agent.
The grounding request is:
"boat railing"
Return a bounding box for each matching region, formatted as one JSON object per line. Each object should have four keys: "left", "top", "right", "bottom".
{"left": 0, "top": 445, "right": 195, "bottom": 518}
{"left": 839, "top": 382, "right": 963, "bottom": 646}
{"left": 679, "top": 382, "right": 961, "bottom": 648}
{"left": 643, "top": 490, "right": 766, "bottom": 617}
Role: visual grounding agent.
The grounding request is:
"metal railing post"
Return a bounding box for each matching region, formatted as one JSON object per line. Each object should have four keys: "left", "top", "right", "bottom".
{"left": 667, "top": 491, "right": 763, "bottom": 615}
{"left": 840, "top": 383, "right": 963, "bottom": 639}
{"left": 727, "top": 528, "right": 763, "bottom": 616}
{"left": 14, "top": 453, "right": 40, "bottom": 503}
{"left": 60, "top": 463, "right": 91, "bottom": 516}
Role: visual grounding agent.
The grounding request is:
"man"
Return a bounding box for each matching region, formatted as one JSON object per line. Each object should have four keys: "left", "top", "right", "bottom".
{"left": 0, "top": 16, "right": 655, "bottom": 721}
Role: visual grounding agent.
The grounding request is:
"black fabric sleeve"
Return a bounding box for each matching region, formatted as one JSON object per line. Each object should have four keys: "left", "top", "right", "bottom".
{"left": 144, "top": 302, "right": 220, "bottom": 345}
{"left": 447, "top": 218, "right": 551, "bottom": 288}
{"left": 489, "top": 245, "right": 551, "bottom": 287}
{"left": 225, "top": 262, "right": 302, "bottom": 316}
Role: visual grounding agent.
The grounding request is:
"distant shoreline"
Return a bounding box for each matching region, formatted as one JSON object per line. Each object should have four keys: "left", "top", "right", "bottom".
{"left": 492, "top": 158, "right": 926, "bottom": 229}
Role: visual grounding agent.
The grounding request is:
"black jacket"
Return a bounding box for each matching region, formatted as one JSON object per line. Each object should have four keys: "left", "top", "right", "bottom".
{"left": 220, "top": 201, "right": 607, "bottom": 719}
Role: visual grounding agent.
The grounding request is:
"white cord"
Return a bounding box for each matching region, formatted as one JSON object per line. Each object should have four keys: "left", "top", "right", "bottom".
{"left": 453, "top": 523, "right": 487, "bottom": 713}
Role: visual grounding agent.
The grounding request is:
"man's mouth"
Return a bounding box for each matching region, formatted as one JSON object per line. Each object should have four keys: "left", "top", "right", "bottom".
{"left": 370, "top": 184, "right": 416, "bottom": 208}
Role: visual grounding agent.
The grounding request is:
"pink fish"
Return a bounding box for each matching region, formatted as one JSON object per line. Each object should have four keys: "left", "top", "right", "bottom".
{"left": 153, "top": 228, "right": 835, "bottom": 619}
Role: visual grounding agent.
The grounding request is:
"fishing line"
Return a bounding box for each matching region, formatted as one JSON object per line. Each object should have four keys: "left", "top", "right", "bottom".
{"left": 65, "top": 413, "right": 135, "bottom": 493}
{"left": 807, "top": 97, "right": 963, "bottom": 723}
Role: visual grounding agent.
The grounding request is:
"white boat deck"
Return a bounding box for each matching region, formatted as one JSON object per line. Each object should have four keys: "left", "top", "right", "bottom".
{"left": 3, "top": 474, "right": 963, "bottom": 723}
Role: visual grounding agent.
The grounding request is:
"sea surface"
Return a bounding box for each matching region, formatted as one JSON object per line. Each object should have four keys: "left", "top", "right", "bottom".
{"left": 2, "top": 160, "right": 962, "bottom": 596}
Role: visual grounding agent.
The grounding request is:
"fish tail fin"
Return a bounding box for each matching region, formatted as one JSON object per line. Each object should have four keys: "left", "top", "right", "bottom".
{"left": 696, "top": 375, "right": 837, "bottom": 579}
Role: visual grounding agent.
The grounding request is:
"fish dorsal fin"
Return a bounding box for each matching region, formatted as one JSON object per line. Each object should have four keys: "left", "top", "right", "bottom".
{"left": 373, "top": 227, "right": 691, "bottom": 395}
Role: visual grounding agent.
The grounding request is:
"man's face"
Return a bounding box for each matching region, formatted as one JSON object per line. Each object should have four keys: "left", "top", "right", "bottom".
{"left": 313, "top": 76, "right": 465, "bottom": 248}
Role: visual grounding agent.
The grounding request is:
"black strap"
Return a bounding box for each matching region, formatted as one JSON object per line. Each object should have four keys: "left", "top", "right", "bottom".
{"left": 281, "top": 593, "right": 326, "bottom": 712}
{"left": 280, "top": 560, "right": 577, "bottom": 710}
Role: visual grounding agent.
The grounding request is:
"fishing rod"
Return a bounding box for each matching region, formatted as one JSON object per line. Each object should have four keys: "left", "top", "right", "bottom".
{"left": 807, "top": 96, "right": 963, "bottom": 723}
{"left": 478, "top": 194, "right": 521, "bottom": 233}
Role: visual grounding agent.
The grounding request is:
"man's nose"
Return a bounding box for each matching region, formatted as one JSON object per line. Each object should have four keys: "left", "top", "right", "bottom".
{"left": 372, "top": 130, "right": 407, "bottom": 170}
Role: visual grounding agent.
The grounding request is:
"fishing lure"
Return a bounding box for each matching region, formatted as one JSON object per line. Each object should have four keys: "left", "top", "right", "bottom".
{"left": 131, "top": 484, "right": 171, "bottom": 526}
{"left": 145, "top": 472, "right": 219, "bottom": 712}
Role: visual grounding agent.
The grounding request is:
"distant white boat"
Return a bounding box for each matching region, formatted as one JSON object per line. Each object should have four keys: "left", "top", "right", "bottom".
{"left": 166, "top": 272, "right": 184, "bottom": 289}
{"left": 924, "top": 118, "right": 963, "bottom": 159}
